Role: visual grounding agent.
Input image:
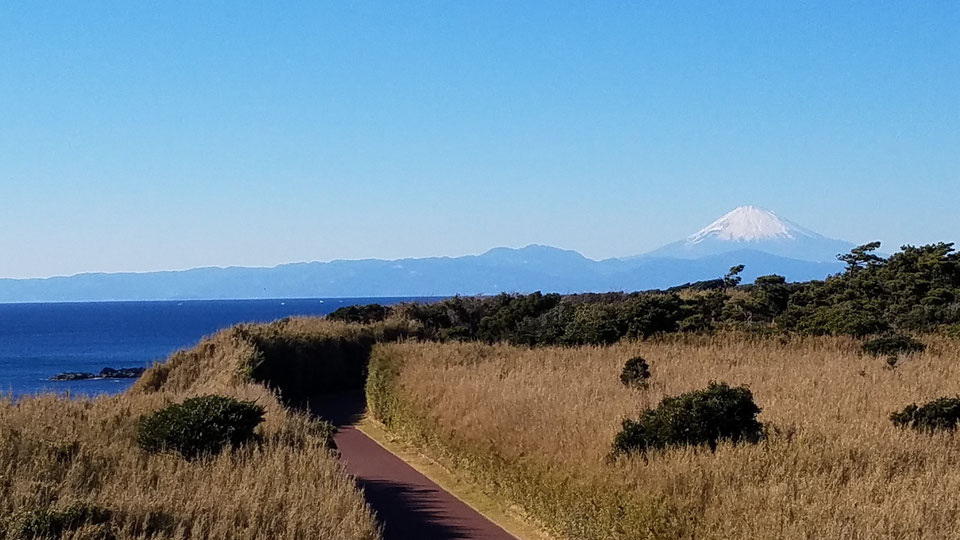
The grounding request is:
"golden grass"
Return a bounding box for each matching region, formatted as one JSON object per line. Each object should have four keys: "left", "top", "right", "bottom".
{"left": 1, "top": 320, "right": 381, "bottom": 540}
{"left": 371, "top": 334, "right": 960, "bottom": 540}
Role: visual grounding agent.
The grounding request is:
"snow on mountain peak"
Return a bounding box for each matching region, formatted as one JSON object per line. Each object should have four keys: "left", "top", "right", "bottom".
{"left": 688, "top": 206, "right": 820, "bottom": 244}
{"left": 644, "top": 206, "right": 853, "bottom": 263}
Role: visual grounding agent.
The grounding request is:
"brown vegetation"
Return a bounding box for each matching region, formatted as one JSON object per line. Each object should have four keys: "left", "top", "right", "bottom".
{"left": 368, "top": 334, "right": 960, "bottom": 540}
{"left": 1, "top": 319, "right": 382, "bottom": 540}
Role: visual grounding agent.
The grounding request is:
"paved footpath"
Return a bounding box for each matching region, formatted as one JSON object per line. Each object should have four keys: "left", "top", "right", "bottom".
{"left": 313, "top": 393, "right": 518, "bottom": 540}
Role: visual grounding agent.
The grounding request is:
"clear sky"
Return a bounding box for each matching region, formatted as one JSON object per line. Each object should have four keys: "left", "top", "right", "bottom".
{"left": 2, "top": 2, "right": 958, "bottom": 278}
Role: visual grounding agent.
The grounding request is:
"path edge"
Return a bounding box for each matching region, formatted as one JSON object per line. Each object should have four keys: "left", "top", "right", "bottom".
{"left": 355, "top": 416, "right": 556, "bottom": 540}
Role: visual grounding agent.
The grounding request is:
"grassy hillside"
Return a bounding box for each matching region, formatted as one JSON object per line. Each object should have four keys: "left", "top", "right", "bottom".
{"left": 7, "top": 255, "right": 959, "bottom": 539}
{"left": 1, "top": 318, "right": 390, "bottom": 540}
{"left": 367, "top": 335, "right": 960, "bottom": 540}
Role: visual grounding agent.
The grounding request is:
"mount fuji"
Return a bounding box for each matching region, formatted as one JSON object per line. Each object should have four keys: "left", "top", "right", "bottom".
{"left": 0, "top": 207, "right": 856, "bottom": 301}
{"left": 646, "top": 206, "right": 854, "bottom": 263}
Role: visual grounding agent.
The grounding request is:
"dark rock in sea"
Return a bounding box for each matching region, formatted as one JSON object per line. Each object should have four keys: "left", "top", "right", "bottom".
{"left": 51, "top": 372, "right": 97, "bottom": 381}
{"left": 50, "top": 367, "right": 145, "bottom": 381}
{"left": 99, "top": 367, "right": 145, "bottom": 378}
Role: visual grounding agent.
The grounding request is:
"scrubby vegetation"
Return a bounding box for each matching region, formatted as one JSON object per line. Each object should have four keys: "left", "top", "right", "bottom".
{"left": 891, "top": 397, "right": 960, "bottom": 432}
{"left": 367, "top": 336, "right": 960, "bottom": 539}
{"left": 5, "top": 501, "right": 112, "bottom": 540}
{"left": 371, "top": 242, "right": 960, "bottom": 345}
{"left": 861, "top": 333, "right": 926, "bottom": 357}
{"left": 612, "top": 382, "right": 763, "bottom": 455}
{"left": 136, "top": 395, "right": 265, "bottom": 460}
{"left": 1, "top": 318, "right": 383, "bottom": 540}
{"left": 235, "top": 323, "right": 376, "bottom": 405}
{"left": 619, "top": 355, "right": 651, "bottom": 389}
{"left": 328, "top": 304, "right": 394, "bottom": 324}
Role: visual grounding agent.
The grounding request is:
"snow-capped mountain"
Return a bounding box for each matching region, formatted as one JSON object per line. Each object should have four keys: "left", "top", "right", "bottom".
{"left": 646, "top": 206, "right": 854, "bottom": 263}
{"left": 0, "top": 207, "right": 854, "bottom": 301}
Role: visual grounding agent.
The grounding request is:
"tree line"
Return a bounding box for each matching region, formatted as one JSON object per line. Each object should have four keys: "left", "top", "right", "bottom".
{"left": 329, "top": 242, "right": 960, "bottom": 345}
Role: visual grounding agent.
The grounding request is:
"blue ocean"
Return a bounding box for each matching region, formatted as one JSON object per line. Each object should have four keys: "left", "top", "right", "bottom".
{"left": 0, "top": 298, "right": 427, "bottom": 398}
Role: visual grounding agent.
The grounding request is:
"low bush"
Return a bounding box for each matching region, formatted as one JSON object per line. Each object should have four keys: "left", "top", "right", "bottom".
{"left": 942, "top": 323, "right": 960, "bottom": 339}
{"left": 620, "top": 356, "right": 651, "bottom": 389}
{"left": 612, "top": 382, "right": 763, "bottom": 455}
{"left": 327, "top": 304, "right": 393, "bottom": 324}
{"left": 8, "top": 501, "right": 111, "bottom": 540}
{"left": 861, "top": 334, "right": 926, "bottom": 357}
{"left": 137, "top": 395, "right": 265, "bottom": 460}
{"left": 891, "top": 397, "right": 960, "bottom": 432}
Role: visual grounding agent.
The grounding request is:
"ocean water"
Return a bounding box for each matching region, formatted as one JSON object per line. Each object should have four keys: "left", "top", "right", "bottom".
{"left": 0, "top": 298, "right": 429, "bottom": 398}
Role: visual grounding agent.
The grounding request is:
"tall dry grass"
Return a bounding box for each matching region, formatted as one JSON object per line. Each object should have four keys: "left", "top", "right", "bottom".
{"left": 369, "top": 334, "right": 960, "bottom": 540}
{"left": 1, "top": 318, "right": 382, "bottom": 540}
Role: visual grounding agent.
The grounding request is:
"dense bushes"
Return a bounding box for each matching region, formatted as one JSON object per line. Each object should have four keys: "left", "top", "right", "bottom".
{"left": 861, "top": 334, "right": 926, "bottom": 357}
{"left": 620, "top": 356, "right": 651, "bottom": 389}
{"left": 612, "top": 382, "right": 763, "bottom": 455}
{"left": 395, "top": 292, "right": 689, "bottom": 346}
{"left": 137, "top": 395, "right": 265, "bottom": 460}
{"left": 328, "top": 303, "right": 393, "bottom": 324}
{"left": 235, "top": 322, "right": 377, "bottom": 405}
{"left": 891, "top": 397, "right": 960, "bottom": 432}
{"left": 6, "top": 502, "right": 112, "bottom": 540}
{"left": 343, "top": 242, "right": 960, "bottom": 345}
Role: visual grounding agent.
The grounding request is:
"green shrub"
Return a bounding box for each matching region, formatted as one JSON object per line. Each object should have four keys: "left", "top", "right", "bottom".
{"left": 861, "top": 334, "right": 926, "bottom": 357}
{"left": 794, "top": 302, "right": 889, "bottom": 337}
{"left": 612, "top": 382, "right": 763, "bottom": 455}
{"left": 365, "top": 347, "right": 406, "bottom": 428}
{"left": 678, "top": 314, "right": 709, "bottom": 332}
{"left": 327, "top": 304, "right": 393, "bottom": 324}
{"left": 620, "top": 356, "right": 651, "bottom": 389}
{"left": 942, "top": 323, "right": 960, "bottom": 339}
{"left": 10, "top": 501, "right": 111, "bottom": 539}
{"left": 891, "top": 397, "right": 960, "bottom": 432}
{"left": 561, "top": 303, "right": 623, "bottom": 345}
{"left": 136, "top": 395, "right": 265, "bottom": 460}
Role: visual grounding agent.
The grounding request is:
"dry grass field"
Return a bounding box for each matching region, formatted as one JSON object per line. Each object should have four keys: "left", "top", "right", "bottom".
{"left": 1, "top": 320, "right": 382, "bottom": 540}
{"left": 368, "top": 334, "right": 960, "bottom": 540}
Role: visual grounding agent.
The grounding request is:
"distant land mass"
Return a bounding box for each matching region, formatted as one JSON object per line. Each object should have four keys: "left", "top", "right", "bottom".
{"left": 1, "top": 207, "right": 853, "bottom": 302}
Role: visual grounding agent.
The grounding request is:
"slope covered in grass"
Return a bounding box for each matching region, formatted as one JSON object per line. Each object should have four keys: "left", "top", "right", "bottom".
{"left": 368, "top": 335, "right": 960, "bottom": 540}
{"left": 1, "top": 317, "right": 395, "bottom": 540}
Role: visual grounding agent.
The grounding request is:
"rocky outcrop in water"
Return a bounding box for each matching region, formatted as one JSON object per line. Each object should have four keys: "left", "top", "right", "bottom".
{"left": 51, "top": 367, "right": 145, "bottom": 381}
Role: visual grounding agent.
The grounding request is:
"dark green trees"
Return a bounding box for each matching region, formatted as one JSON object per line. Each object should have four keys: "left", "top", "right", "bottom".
{"left": 612, "top": 382, "right": 763, "bottom": 455}
{"left": 620, "top": 356, "right": 652, "bottom": 389}
{"left": 837, "top": 241, "right": 884, "bottom": 272}
{"left": 335, "top": 241, "right": 960, "bottom": 343}
{"left": 724, "top": 265, "right": 745, "bottom": 289}
{"left": 328, "top": 303, "right": 393, "bottom": 324}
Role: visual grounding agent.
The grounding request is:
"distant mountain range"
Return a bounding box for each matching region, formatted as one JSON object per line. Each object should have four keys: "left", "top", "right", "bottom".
{"left": 0, "top": 207, "right": 854, "bottom": 302}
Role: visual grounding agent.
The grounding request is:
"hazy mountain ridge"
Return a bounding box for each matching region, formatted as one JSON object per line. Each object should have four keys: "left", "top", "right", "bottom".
{"left": 0, "top": 208, "right": 855, "bottom": 301}
{"left": 0, "top": 246, "right": 844, "bottom": 302}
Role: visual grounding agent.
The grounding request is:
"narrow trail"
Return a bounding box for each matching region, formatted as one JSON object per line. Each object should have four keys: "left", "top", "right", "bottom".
{"left": 313, "top": 393, "right": 518, "bottom": 540}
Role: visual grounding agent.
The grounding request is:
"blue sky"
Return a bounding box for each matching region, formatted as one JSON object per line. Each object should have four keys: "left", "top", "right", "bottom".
{"left": 2, "top": 2, "right": 958, "bottom": 278}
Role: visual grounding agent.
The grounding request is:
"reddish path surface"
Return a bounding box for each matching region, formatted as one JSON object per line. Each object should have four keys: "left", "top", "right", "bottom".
{"left": 313, "top": 393, "right": 517, "bottom": 540}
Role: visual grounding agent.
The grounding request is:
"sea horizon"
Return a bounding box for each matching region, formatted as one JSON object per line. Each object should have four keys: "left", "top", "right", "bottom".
{"left": 0, "top": 297, "right": 437, "bottom": 398}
